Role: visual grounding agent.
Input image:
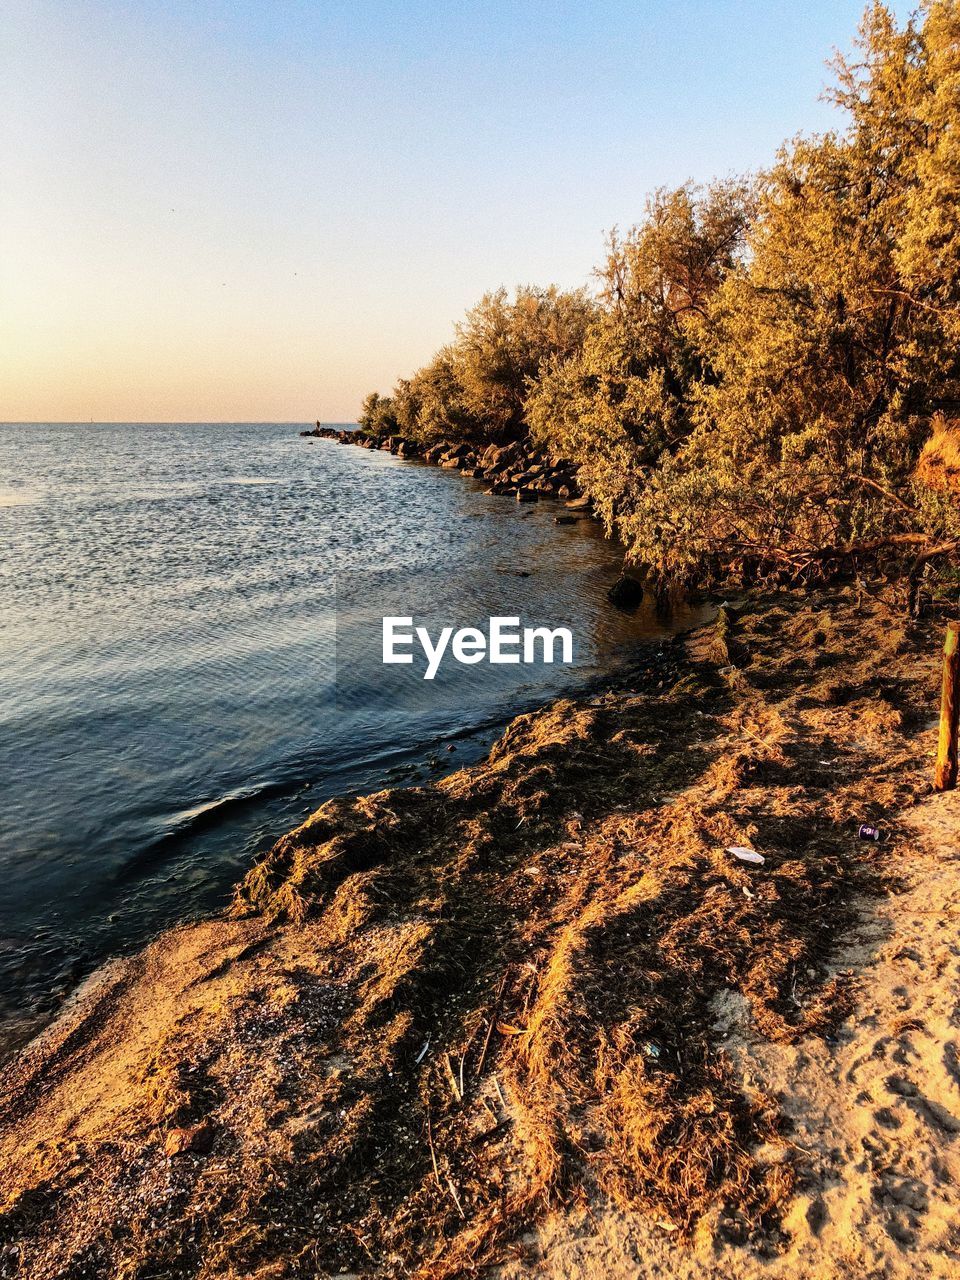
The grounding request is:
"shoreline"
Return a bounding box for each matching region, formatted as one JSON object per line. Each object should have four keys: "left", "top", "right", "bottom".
{"left": 301, "top": 424, "right": 650, "bottom": 605}
{"left": 0, "top": 421, "right": 657, "bottom": 1068}
{"left": 301, "top": 424, "right": 596, "bottom": 512}
{"left": 2, "top": 586, "right": 957, "bottom": 1277}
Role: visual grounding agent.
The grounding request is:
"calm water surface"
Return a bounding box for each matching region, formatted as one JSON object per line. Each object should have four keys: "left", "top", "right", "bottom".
{"left": 0, "top": 423, "right": 712, "bottom": 1042}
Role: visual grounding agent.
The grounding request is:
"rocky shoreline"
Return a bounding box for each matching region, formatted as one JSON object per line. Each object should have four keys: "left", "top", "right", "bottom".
{"left": 300, "top": 424, "right": 590, "bottom": 510}
{"left": 301, "top": 425, "right": 649, "bottom": 605}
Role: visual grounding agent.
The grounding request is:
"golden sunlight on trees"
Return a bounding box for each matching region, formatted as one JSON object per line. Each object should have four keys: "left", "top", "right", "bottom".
{"left": 360, "top": 286, "right": 595, "bottom": 445}
{"left": 525, "top": 180, "right": 754, "bottom": 539}
{"left": 360, "top": 1, "right": 960, "bottom": 585}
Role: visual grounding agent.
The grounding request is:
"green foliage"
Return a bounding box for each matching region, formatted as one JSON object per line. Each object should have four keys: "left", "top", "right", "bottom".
{"left": 364, "top": 286, "right": 595, "bottom": 447}
{"left": 526, "top": 181, "right": 753, "bottom": 536}
{"left": 392, "top": 347, "right": 475, "bottom": 444}
{"left": 357, "top": 391, "right": 400, "bottom": 436}
{"left": 359, "top": 2, "right": 960, "bottom": 585}
{"left": 621, "top": 0, "right": 960, "bottom": 582}
{"left": 897, "top": 1, "right": 960, "bottom": 343}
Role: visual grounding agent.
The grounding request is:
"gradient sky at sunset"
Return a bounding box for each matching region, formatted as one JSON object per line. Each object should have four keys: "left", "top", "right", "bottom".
{"left": 2, "top": 0, "right": 914, "bottom": 423}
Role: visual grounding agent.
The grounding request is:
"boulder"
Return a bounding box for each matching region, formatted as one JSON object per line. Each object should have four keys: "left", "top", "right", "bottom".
{"left": 489, "top": 443, "right": 522, "bottom": 470}
{"left": 441, "top": 442, "right": 473, "bottom": 463}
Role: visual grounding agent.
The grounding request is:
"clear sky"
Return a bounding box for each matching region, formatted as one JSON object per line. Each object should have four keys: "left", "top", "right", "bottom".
{"left": 1, "top": 0, "right": 914, "bottom": 423}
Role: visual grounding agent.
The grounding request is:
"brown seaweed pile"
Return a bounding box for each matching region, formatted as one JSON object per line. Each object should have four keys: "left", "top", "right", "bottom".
{"left": 0, "top": 588, "right": 942, "bottom": 1279}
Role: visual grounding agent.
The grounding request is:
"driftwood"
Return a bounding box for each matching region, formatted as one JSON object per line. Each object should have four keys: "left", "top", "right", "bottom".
{"left": 934, "top": 622, "right": 960, "bottom": 792}
{"left": 850, "top": 473, "right": 921, "bottom": 515}
{"left": 443, "top": 1053, "right": 463, "bottom": 1104}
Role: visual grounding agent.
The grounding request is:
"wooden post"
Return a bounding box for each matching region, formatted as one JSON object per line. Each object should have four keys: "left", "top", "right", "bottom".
{"left": 934, "top": 621, "right": 960, "bottom": 792}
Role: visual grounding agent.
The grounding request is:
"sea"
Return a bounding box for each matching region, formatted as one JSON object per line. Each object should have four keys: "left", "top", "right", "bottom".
{"left": 0, "top": 422, "right": 713, "bottom": 1048}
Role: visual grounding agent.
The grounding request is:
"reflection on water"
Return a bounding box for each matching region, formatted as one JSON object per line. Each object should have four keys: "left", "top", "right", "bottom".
{"left": 0, "top": 422, "right": 713, "bottom": 1042}
{"left": 0, "top": 488, "right": 38, "bottom": 507}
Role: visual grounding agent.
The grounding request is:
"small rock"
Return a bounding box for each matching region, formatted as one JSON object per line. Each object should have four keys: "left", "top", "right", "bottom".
{"left": 164, "top": 1120, "right": 215, "bottom": 1158}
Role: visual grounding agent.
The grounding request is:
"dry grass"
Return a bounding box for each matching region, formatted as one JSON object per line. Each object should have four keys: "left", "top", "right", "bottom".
{"left": 0, "top": 588, "right": 946, "bottom": 1279}
{"left": 915, "top": 415, "right": 960, "bottom": 497}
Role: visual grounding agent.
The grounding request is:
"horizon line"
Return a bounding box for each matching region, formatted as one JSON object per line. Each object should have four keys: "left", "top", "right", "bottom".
{"left": 0, "top": 419, "right": 362, "bottom": 426}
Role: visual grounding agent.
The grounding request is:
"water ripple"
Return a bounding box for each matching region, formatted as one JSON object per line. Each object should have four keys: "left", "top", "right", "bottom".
{"left": 0, "top": 422, "right": 712, "bottom": 1033}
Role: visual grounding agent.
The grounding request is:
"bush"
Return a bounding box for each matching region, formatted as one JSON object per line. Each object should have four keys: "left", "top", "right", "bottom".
{"left": 358, "top": 3, "right": 960, "bottom": 587}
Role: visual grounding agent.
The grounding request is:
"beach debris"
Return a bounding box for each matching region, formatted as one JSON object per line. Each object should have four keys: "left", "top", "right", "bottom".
{"left": 425, "top": 1105, "right": 441, "bottom": 1190}
{"left": 415, "top": 1037, "right": 431, "bottom": 1064}
{"left": 858, "top": 824, "right": 883, "bottom": 842}
{"left": 164, "top": 1120, "right": 215, "bottom": 1158}
{"left": 641, "top": 1040, "right": 662, "bottom": 1060}
{"left": 474, "top": 972, "right": 510, "bottom": 1080}
{"left": 443, "top": 1053, "right": 463, "bottom": 1103}
{"left": 492, "top": 1075, "right": 508, "bottom": 1112}
{"left": 727, "top": 846, "right": 764, "bottom": 865}
{"left": 446, "top": 1176, "right": 466, "bottom": 1219}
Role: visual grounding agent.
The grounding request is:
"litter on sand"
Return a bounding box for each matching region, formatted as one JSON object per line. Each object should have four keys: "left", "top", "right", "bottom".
{"left": 727, "top": 846, "right": 765, "bottom": 865}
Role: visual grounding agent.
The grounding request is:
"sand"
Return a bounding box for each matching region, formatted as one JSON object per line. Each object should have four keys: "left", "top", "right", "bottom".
{"left": 1, "top": 587, "right": 959, "bottom": 1279}
{"left": 499, "top": 788, "right": 960, "bottom": 1280}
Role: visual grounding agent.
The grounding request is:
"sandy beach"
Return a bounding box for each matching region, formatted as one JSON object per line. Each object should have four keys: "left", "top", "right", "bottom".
{"left": 3, "top": 587, "right": 958, "bottom": 1278}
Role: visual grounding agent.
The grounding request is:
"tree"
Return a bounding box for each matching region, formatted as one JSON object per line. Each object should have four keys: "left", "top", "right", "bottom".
{"left": 451, "top": 285, "right": 595, "bottom": 442}
{"left": 355, "top": 3, "right": 960, "bottom": 586}
{"left": 526, "top": 181, "right": 754, "bottom": 534}
{"left": 621, "top": 2, "right": 960, "bottom": 582}
{"left": 357, "top": 391, "right": 399, "bottom": 436}
{"left": 359, "top": 286, "right": 594, "bottom": 447}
